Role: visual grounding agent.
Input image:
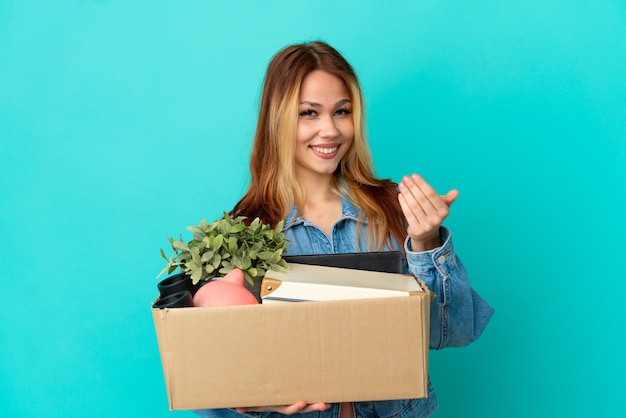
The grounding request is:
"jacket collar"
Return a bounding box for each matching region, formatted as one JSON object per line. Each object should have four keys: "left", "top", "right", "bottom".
{"left": 283, "top": 195, "right": 363, "bottom": 232}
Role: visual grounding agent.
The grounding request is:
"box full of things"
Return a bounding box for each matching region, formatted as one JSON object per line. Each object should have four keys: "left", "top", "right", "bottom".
{"left": 151, "top": 263, "right": 431, "bottom": 410}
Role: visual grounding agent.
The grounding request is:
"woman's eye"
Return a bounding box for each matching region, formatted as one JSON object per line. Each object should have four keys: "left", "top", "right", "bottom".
{"left": 299, "top": 109, "right": 316, "bottom": 117}
{"left": 335, "top": 108, "right": 352, "bottom": 117}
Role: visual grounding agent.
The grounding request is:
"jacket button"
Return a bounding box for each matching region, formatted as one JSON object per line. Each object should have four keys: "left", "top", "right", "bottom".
{"left": 436, "top": 255, "right": 446, "bottom": 265}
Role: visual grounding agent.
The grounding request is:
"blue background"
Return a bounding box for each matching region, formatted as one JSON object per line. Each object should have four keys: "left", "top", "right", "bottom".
{"left": 1, "top": 1, "right": 625, "bottom": 417}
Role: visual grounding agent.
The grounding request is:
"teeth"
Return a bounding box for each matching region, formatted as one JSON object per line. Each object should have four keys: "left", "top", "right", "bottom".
{"left": 311, "top": 146, "right": 338, "bottom": 154}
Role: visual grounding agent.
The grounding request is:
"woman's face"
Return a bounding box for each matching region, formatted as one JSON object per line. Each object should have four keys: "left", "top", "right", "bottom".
{"left": 295, "top": 70, "right": 354, "bottom": 180}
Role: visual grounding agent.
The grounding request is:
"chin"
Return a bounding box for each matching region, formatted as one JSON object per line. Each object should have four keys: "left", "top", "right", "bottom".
{"left": 317, "top": 164, "right": 341, "bottom": 174}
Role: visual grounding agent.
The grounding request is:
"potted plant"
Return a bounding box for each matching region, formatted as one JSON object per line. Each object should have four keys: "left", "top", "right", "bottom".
{"left": 156, "top": 212, "right": 290, "bottom": 306}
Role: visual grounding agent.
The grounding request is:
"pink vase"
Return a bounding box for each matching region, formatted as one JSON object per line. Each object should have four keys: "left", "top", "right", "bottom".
{"left": 193, "top": 268, "right": 259, "bottom": 307}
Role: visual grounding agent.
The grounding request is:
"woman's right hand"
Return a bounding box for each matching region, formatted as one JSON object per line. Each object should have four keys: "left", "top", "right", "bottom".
{"left": 235, "top": 401, "right": 331, "bottom": 415}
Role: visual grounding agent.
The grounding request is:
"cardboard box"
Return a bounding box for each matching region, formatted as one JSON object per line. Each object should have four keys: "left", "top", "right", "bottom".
{"left": 152, "top": 272, "right": 430, "bottom": 410}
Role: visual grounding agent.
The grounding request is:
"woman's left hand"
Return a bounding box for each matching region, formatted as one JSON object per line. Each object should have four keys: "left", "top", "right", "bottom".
{"left": 398, "top": 174, "right": 458, "bottom": 252}
{"left": 235, "top": 401, "right": 331, "bottom": 415}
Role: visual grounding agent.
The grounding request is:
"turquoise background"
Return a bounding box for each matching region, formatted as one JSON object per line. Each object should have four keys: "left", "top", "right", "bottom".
{"left": 1, "top": 1, "right": 625, "bottom": 417}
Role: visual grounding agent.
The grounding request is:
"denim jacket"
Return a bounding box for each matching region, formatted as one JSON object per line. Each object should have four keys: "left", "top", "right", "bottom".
{"left": 195, "top": 198, "right": 494, "bottom": 418}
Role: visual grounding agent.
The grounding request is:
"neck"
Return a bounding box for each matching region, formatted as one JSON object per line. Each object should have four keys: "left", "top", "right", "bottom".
{"left": 296, "top": 172, "right": 344, "bottom": 236}
{"left": 296, "top": 171, "right": 338, "bottom": 203}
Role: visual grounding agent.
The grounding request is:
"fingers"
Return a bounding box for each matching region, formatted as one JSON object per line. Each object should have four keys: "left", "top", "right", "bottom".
{"left": 270, "top": 401, "right": 308, "bottom": 415}
{"left": 236, "top": 402, "right": 331, "bottom": 415}
{"left": 442, "top": 189, "right": 459, "bottom": 206}
{"left": 397, "top": 174, "right": 457, "bottom": 248}
{"left": 398, "top": 175, "right": 453, "bottom": 222}
{"left": 298, "top": 403, "right": 331, "bottom": 413}
{"left": 281, "top": 401, "right": 313, "bottom": 414}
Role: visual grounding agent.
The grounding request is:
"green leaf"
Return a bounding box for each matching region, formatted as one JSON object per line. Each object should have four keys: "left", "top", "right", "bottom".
{"left": 270, "top": 251, "right": 282, "bottom": 263}
{"left": 211, "top": 254, "right": 222, "bottom": 268}
{"left": 228, "top": 236, "right": 238, "bottom": 253}
{"left": 257, "top": 250, "right": 274, "bottom": 261}
{"left": 241, "top": 255, "right": 252, "bottom": 270}
{"left": 177, "top": 250, "right": 191, "bottom": 263}
{"left": 187, "top": 226, "right": 204, "bottom": 234}
{"left": 172, "top": 240, "right": 189, "bottom": 251}
{"left": 230, "top": 223, "right": 246, "bottom": 233}
{"left": 207, "top": 220, "right": 218, "bottom": 233}
{"left": 190, "top": 267, "right": 202, "bottom": 282}
{"left": 269, "top": 263, "right": 289, "bottom": 274}
{"left": 219, "top": 265, "right": 234, "bottom": 275}
{"left": 219, "top": 219, "right": 231, "bottom": 234}
{"left": 156, "top": 265, "right": 170, "bottom": 279}
{"left": 212, "top": 234, "right": 224, "bottom": 251}
{"left": 190, "top": 247, "right": 201, "bottom": 262}
{"left": 201, "top": 250, "right": 215, "bottom": 262}
{"left": 243, "top": 271, "right": 254, "bottom": 286}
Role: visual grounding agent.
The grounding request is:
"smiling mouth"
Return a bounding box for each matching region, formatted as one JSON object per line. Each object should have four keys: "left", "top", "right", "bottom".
{"left": 310, "top": 145, "right": 339, "bottom": 154}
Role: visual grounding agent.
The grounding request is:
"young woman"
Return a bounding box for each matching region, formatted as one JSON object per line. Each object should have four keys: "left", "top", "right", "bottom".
{"left": 195, "top": 41, "right": 493, "bottom": 418}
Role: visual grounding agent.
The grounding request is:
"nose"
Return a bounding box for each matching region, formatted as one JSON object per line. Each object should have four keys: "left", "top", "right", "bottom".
{"left": 318, "top": 115, "right": 340, "bottom": 139}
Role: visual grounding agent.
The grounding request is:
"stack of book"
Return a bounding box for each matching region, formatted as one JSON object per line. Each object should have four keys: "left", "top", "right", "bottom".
{"left": 261, "top": 252, "right": 426, "bottom": 303}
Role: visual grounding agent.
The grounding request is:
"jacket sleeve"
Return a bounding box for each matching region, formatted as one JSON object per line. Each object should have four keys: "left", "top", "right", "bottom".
{"left": 404, "top": 227, "right": 494, "bottom": 349}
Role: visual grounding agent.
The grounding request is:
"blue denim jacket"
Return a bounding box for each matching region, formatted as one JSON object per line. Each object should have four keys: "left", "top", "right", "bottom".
{"left": 195, "top": 198, "right": 494, "bottom": 418}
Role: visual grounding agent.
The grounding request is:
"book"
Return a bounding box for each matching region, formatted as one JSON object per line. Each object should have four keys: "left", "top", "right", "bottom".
{"left": 282, "top": 251, "right": 404, "bottom": 274}
{"left": 261, "top": 263, "right": 425, "bottom": 303}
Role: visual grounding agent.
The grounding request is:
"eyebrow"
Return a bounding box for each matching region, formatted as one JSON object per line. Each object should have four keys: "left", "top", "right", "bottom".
{"left": 300, "top": 99, "right": 352, "bottom": 107}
